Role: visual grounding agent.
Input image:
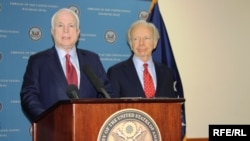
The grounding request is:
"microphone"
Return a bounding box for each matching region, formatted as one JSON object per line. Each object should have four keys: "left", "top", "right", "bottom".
{"left": 66, "top": 84, "right": 79, "bottom": 99}
{"left": 82, "top": 64, "right": 111, "bottom": 98}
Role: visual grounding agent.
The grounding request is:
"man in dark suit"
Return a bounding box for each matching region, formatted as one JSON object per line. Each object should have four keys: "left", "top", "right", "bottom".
{"left": 107, "top": 20, "right": 176, "bottom": 98}
{"left": 20, "top": 8, "right": 113, "bottom": 122}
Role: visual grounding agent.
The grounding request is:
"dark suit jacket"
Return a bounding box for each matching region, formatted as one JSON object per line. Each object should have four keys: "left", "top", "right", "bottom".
{"left": 20, "top": 47, "right": 113, "bottom": 121}
{"left": 107, "top": 56, "right": 177, "bottom": 98}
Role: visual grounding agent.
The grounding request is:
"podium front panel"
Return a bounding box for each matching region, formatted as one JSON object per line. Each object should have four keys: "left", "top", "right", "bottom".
{"left": 33, "top": 98, "right": 184, "bottom": 141}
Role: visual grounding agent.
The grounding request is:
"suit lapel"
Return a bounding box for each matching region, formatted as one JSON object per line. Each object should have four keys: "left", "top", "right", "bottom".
{"left": 125, "top": 58, "right": 145, "bottom": 95}
{"left": 154, "top": 62, "right": 164, "bottom": 95}
{"left": 47, "top": 47, "right": 68, "bottom": 88}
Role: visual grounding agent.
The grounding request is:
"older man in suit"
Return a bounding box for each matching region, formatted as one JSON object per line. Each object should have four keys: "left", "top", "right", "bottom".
{"left": 107, "top": 20, "right": 176, "bottom": 98}
{"left": 20, "top": 8, "right": 113, "bottom": 122}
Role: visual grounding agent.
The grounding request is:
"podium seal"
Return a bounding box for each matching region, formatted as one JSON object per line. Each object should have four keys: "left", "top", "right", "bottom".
{"left": 97, "top": 108, "right": 162, "bottom": 141}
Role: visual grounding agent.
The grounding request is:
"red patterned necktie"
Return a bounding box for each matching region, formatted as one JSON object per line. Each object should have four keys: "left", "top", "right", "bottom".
{"left": 143, "top": 63, "right": 155, "bottom": 98}
{"left": 66, "top": 54, "right": 78, "bottom": 87}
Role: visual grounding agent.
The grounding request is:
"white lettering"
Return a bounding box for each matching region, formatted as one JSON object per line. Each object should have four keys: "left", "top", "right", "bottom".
{"left": 213, "top": 129, "right": 220, "bottom": 136}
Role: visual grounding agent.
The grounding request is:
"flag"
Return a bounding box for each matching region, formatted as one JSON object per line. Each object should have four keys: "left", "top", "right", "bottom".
{"left": 147, "top": 1, "right": 186, "bottom": 140}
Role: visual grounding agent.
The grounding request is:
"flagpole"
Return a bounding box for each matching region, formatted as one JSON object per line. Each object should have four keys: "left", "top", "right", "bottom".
{"left": 148, "top": 0, "right": 157, "bottom": 14}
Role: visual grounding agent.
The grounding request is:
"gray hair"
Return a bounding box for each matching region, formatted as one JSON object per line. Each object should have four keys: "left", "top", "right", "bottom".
{"left": 51, "top": 8, "right": 80, "bottom": 29}
{"left": 127, "top": 20, "right": 159, "bottom": 46}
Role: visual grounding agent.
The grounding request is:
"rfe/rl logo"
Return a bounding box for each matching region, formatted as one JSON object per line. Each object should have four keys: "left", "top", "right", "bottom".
{"left": 213, "top": 129, "right": 247, "bottom": 136}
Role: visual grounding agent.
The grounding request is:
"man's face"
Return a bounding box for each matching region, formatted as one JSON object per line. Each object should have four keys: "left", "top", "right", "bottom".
{"left": 130, "top": 24, "right": 157, "bottom": 61}
{"left": 51, "top": 10, "right": 80, "bottom": 50}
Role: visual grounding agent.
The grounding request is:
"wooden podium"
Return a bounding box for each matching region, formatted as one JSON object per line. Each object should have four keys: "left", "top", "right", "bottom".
{"left": 32, "top": 98, "right": 185, "bottom": 141}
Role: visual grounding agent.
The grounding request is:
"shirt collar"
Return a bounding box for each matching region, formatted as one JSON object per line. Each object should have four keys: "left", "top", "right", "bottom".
{"left": 55, "top": 46, "right": 77, "bottom": 60}
{"left": 132, "top": 55, "right": 154, "bottom": 70}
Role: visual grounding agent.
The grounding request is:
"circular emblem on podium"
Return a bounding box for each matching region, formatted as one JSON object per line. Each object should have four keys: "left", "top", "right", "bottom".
{"left": 97, "top": 108, "right": 162, "bottom": 141}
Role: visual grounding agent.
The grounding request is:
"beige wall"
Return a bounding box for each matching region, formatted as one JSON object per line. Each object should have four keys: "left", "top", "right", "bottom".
{"left": 159, "top": 0, "right": 250, "bottom": 138}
